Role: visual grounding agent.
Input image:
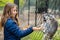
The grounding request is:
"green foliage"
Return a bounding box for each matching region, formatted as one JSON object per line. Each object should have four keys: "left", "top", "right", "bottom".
{"left": 37, "top": 0, "right": 46, "bottom": 8}
{"left": 48, "top": 0, "right": 60, "bottom": 10}
{"left": 19, "top": 0, "right": 25, "bottom": 7}
{"left": 0, "top": 0, "right": 14, "bottom": 7}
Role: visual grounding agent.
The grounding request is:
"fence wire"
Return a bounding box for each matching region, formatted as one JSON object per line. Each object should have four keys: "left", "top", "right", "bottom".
{"left": 19, "top": 0, "right": 60, "bottom": 40}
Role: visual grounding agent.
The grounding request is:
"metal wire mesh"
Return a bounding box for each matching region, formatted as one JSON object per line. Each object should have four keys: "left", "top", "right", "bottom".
{"left": 19, "top": 0, "right": 60, "bottom": 40}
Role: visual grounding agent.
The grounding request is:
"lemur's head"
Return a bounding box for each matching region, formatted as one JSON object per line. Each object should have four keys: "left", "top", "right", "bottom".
{"left": 43, "top": 13, "right": 55, "bottom": 24}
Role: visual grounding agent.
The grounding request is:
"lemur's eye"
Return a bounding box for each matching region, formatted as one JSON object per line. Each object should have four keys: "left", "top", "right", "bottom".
{"left": 50, "top": 19, "right": 51, "bottom": 20}
{"left": 43, "top": 17, "right": 46, "bottom": 21}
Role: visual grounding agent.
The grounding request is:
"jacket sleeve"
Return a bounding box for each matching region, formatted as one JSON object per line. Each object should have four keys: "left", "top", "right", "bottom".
{"left": 5, "top": 19, "right": 33, "bottom": 38}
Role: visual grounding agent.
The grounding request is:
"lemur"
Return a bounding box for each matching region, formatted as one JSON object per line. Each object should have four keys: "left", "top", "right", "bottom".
{"left": 41, "top": 13, "right": 58, "bottom": 40}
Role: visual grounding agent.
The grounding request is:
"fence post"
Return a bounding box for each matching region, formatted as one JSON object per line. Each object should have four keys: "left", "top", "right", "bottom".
{"left": 28, "top": 0, "right": 30, "bottom": 25}
{"left": 14, "top": 0, "right": 19, "bottom": 14}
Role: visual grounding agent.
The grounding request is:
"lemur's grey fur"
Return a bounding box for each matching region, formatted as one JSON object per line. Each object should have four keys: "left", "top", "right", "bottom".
{"left": 41, "top": 14, "right": 58, "bottom": 40}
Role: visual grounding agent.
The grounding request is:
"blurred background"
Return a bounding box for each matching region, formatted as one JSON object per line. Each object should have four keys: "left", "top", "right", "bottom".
{"left": 0, "top": 0, "right": 60, "bottom": 40}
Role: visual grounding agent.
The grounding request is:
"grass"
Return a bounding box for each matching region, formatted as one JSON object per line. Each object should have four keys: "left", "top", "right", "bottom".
{"left": 21, "top": 31, "right": 43, "bottom": 40}
{"left": 21, "top": 30, "right": 60, "bottom": 40}
{"left": 56, "top": 19, "right": 60, "bottom": 27}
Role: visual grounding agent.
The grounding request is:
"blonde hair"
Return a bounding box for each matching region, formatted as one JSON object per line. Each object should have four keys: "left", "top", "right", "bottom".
{"left": 0, "top": 3, "right": 20, "bottom": 30}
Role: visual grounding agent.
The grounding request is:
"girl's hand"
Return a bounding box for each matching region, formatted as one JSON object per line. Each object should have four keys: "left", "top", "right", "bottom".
{"left": 32, "top": 26, "right": 44, "bottom": 31}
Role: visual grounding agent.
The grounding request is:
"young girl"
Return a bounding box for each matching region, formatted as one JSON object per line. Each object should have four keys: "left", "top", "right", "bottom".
{"left": 1, "top": 3, "right": 43, "bottom": 40}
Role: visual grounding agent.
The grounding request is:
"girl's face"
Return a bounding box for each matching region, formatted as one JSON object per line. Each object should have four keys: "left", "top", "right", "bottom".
{"left": 11, "top": 6, "right": 18, "bottom": 18}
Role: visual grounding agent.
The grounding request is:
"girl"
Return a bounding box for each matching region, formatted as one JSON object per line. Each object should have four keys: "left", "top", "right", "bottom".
{"left": 1, "top": 3, "right": 43, "bottom": 40}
